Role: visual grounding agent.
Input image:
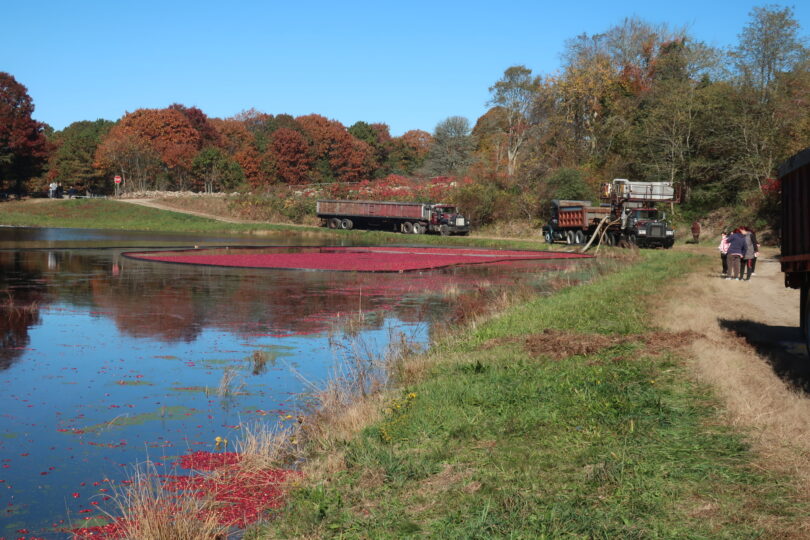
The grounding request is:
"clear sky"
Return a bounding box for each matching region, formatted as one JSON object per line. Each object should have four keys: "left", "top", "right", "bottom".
{"left": 2, "top": 0, "right": 806, "bottom": 136}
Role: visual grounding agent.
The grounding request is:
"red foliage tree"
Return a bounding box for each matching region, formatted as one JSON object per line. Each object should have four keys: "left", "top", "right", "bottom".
{"left": 169, "top": 103, "right": 222, "bottom": 147}
{"left": 297, "top": 114, "right": 374, "bottom": 182}
{"left": 119, "top": 108, "right": 202, "bottom": 171}
{"left": 268, "top": 128, "right": 313, "bottom": 185}
{"left": 0, "top": 72, "right": 50, "bottom": 194}
{"left": 235, "top": 146, "right": 265, "bottom": 189}
{"left": 210, "top": 118, "right": 253, "bottom": 155}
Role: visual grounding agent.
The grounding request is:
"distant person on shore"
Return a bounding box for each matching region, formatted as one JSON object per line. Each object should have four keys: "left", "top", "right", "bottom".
{"left": 740, "top": 227, "right": 756, "bottom": 280}
{"left": 749, "top": 227, "right": 760, "bottom": 277}
{"left": 48, "top": 181, "right": 57, "bottom": 198}
{"left": 718, "top": 229, "right": 730, "bottom": 276}
{"left": 726, "top": 228, "right": 746, "bottom": 280}
{"left": 691, "top": 221, "right": 701, "bottom": 243}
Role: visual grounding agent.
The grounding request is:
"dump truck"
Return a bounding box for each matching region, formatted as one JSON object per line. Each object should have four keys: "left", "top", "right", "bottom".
{"left": 316, "top": 200, "right": 471, "bottom": 235}
{"left": 542, "top": 179, "right": 677, "bottom": 248}
{"left": 779, "top": 147, "right": 810, "bottom": 351}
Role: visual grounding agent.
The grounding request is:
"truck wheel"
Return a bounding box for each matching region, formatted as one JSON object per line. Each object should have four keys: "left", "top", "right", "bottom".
{"left": 574, "top": 231, "right": 585, "bottom": 244}
{"left": 544, "top": 231, "right": 553, "bottom": 244}
{"left": 628, "top": 233, "right": 637, "bottom": 246}
{"left": 340, "top": 218, "right": 353, "bottom": 230}
{"left": 413, "top": 223, "right": 426, "bottom": 234}
{"left": 604, "top": 232, "right": 615, "bottom": 246}
{"left": 328, "top": 218, "right": 340, "bottom": 229}
{"left": 401, "top": 222, "right": 414, "bottom": 234}
{"left": 439, "top": 224, "right": 450, "bottom": 236}
{"left": 566, "top": 231, "right": 575, "bottom": 245}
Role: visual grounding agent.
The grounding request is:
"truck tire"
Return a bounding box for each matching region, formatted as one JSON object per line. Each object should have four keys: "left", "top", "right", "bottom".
{"left": 340, "top": 218, "right": 353, "bottom": 230}
{"left": 605, "top": 232, "right": 615, "bottom": 246}
{"left": 413, "top": 223, "right": 426, "bottom": 234}
{"left": 566, "top": 230, "right": 575, "bottom": 245}
{"left": 328, "top": 217, "right": 341, "bottom": 229}
{"left": 544, "top": 231, "right": 553, "bottom": 244}
{"left": 439, "top": 224, "right": 450, "bottom": 236}
{"left": 628, "top": 233, "right": 637, "bottom": 246}
{"left": 401, "top": 222, "right": 414, "bottom": 234}
{"left": 574, "top": 230, "right": 585, "bottom": 244}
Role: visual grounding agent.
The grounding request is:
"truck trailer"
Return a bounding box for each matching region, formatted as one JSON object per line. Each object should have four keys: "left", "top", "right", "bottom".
{"left": 779, "top": 148, "right": 810, "bottom": 351}
{"left": 316, "top": 200, "right": 471, "bottom": 236}
{"left": 542, "top": 179, "right": 677, "bottom": 248}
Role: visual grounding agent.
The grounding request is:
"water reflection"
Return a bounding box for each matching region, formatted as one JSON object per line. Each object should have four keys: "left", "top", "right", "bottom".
{"left": 0, "top": 228, "right": 590, "bottom": 537}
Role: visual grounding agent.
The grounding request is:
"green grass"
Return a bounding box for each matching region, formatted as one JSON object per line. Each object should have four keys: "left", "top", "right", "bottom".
{"left": 0, "top": 199, "right": 552, "bottom": 250}
{"left": 0, "top": 199, "right": 290, "bottom": 234}
{"left": 256, "top": 251, "right": 802, "bottom": 539}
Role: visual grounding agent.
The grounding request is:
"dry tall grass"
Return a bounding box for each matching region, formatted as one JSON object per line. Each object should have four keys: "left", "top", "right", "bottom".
{"left": 660, "top": 252, "right": 810, "bottom": 518}
{"left": 94, "top": 463, "right": 228, "bottom": 540}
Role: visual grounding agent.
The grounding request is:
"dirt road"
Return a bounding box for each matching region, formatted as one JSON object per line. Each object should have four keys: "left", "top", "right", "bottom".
{"left": 117, "top": 198, "right": 259, "bottom": 224}
{"left": 663, "top": 248, "right": 810, "bottom": 492}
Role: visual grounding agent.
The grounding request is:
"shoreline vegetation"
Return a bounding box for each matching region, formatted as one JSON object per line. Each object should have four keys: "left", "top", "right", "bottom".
{"left": 2, "top": 203, "right": 805, "bottom": 538}
{"left": 252, "top": 251, "right": 805, "bottom": 539}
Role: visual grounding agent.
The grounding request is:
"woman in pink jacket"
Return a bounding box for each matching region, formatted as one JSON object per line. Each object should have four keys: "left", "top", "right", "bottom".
{"left": 718, "top": 229, "right": 730, "bottom": 276}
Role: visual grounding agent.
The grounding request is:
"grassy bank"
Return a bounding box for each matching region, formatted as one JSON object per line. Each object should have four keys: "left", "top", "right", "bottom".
{"left": 0, "top": 199, "right": 552, "bottom": 250}
{"left": 255, "top": 251, "right": 801, "bottom": 539}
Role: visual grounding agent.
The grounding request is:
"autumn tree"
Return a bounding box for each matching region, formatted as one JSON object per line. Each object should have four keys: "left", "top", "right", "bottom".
{"left": 387, "top": 129, "right": 432, "bottom": 175}
{"left": 421, "top": 116, "right": 475, "bottom": 177}
{"left": 116, "top": 108, "right": 203, "bottom": 189}
{"left": 210, "top": 118, "right": 253, "bottom": 155}
{"left": 268, "top": 128, "right": 313, "bottom": 185}
{"left": 297, "top": 114, "right": 374, "bottom": 182}
{"left": 95, "top": 126, "right": 162, "bottom": 193}
{"left": 169, "top": 104, "right": 221, "bottom": 147}
{"left": 0, "top": 72, "right": 50, "bottom": 195}
{"left": 488, "top": 65, "right": 541, "bottom": 177}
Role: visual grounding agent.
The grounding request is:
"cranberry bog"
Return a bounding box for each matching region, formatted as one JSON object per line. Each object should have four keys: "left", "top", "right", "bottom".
{"left": 0, "top": 229, "right": 596, "bottom": 538}
{"left": 124, "top": 245, "right": 591, "bottom": 273}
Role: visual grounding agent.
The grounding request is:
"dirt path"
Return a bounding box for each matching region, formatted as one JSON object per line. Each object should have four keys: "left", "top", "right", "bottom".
{"left": 117, "top": 198, "right": 260, "bottom": 224}
{"left": 662, "top": 248, "right": 810, "bottom": 491}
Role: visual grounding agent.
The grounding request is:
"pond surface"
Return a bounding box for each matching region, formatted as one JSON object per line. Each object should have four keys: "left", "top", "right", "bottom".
{"left": 0, "top": 227, "right": 591, "bottom": 538}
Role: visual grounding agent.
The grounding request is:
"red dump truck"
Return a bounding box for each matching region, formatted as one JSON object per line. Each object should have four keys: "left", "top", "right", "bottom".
{"left": 779, "top": 148, "right": 810, "bottom": 350}
{"left": 542, "top": 180, "right": 678, "bottom": 248}
{"left": 316, "top": 200, "right": 471, "bottom": 235}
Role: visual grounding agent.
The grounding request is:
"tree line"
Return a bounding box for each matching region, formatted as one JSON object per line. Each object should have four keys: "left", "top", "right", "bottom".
{"left": 1, "top": 5, "right": 807, "bottom": 226}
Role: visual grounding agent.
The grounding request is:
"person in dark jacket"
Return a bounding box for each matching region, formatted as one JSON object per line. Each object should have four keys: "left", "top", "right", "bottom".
{"left": 740, "top": 227, "right": 755, "bottom": 280}
{"left": 748, "top": 228, "right": 760, "bottom": 276}
{"left": 725, "top": 228, "right": 746, "bottom": 280}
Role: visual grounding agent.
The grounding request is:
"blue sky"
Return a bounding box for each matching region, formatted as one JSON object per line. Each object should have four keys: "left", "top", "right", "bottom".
{"left": 2, "top": 0, "right": 806, "bottom": 136}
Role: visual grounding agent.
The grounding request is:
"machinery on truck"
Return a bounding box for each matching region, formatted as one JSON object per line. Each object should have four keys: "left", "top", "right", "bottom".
{"left": 779, "top": 147, "right": 810, "bottom": 351}
{"left": 316, "top": 199, "right": 471, "bottom": 236}
{"left": 542, "top": 179, "right": 677, "bottom": 248}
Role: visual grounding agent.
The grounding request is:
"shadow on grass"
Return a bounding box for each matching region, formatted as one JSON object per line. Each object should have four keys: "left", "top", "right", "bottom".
{"left": 719, "top": 318, "right": 810, "bottom": 391}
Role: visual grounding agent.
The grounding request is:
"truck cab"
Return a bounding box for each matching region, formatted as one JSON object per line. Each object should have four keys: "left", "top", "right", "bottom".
{"left": 621, "top": 207, "right": 675, "bottom": 248}
{"left": 429, "top": 204, "right": 470, "bottom": 236}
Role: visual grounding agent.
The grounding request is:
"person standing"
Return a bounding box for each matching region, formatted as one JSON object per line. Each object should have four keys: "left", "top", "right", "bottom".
{"left": 48, "top": 181, "right": 57, "bottom": 198}
{"left": 691, "top": 221, "right": 701, "bottom": 243}
{"left": 726, "top": 228, "right": 746, "bottom": 280}
{"left": 718, "top": 230, "right": 730, "bottom": 276}
{"left": 740, "top": 227, "right": 755, "bottom": 280}
{"left": 749, "top": 227, "right": 760, "bottom": 276}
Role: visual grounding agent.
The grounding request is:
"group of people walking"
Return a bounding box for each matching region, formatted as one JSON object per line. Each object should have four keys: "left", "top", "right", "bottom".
{"left": 718, "top": 227, "right": 759, "bottom": 280}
